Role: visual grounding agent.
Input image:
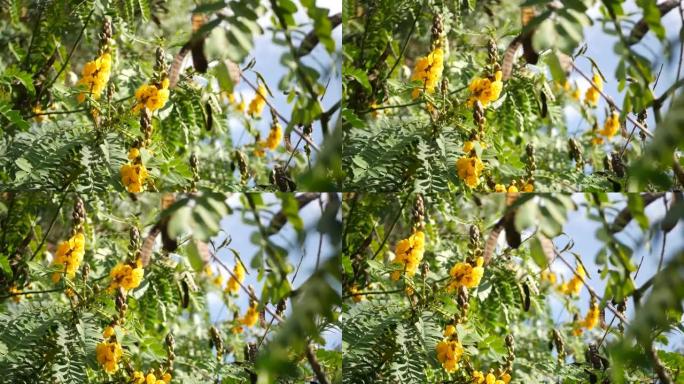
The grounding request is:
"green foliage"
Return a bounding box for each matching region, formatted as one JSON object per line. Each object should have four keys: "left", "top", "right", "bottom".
{"left": 343, "top": 192, "right": 684, "bottom": 383}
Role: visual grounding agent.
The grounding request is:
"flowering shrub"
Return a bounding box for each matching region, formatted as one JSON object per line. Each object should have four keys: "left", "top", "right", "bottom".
{"left": 342, "top": 192, "right": 684, "bottom": 383}
{"left": 343, "top": 1, "right": 684, "bottom": 192}
{"left": 0, "top": 0, "right": 342, "bottom": 192}
{"left": 0, "top": 192, "right": 341, "bottom": 383}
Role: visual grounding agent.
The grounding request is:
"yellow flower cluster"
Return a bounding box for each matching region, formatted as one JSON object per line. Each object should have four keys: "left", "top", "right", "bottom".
{"left": 132, "top": 78, "right": 170, "bottom": 113}
{"left": 51, "top": 232, "right": 86, "bottom": 283}
{"left": 467, "top": 71, "right": 503, "bottom": 108}
{"left": 132, "top": 371, "right": 172, "bottom": 384}
{"left": 120, "top": 148, "right": 149, "bottom": 193}
{"left": 494, "top": 182, "right": 534, "bottom": 193}
{"left": 241, "top": 302, "right": 259, "bottom": 327}
{"left": 390, "top": 231, "right": 425, "bottom": 281}
{"left": 225, "top": 261, "right": 245, "bottom": 295}
{"left": 580, "top": 302, "right": 600, "bottom": 330}
{"left": 540, "top": 270, "right": 557, "bottom": 285}
{"left": 96, "top": 340, "right": 122, "bottom": 374}
{"left": 265, "top": 122, "right": 283, "bottom": 150}
{"left": 248, "top": 85, "right": 267, "bottom": 117}
{"left": 472, "top": 371, "right": 511, "bottom": 384}
{"left": 584, "top": 73, "right": 602, "bottom": 107}
{"left": 559, "top": 264, "right": 585, "bottom": 296}
{"left": 456, "top": 155, "right": 485, "bottom": 189}
{"left": 436, "top": 339, "right": 464, "bottom": 373}
{"left": 109, "top": 259, "right": 144, "bottom": 291}
{"left": 599, "top": 111, "right": 620, "bottom": 138}
{"left": 77, "top": 52, "right": 112, "bottom": 103}
{"left": 349, "top": 284, "right": 365, "bottom": 303}
{"left": 447, "top": 256, "right": 485, "bottom": 291}
{"left": 410, "top": 48, "right": 445, "bottom": 99}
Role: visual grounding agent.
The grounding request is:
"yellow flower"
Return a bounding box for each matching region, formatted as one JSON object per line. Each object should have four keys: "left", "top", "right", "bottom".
{"left": 248, "top": 85, "right": 267, "bottom": 117}
{"left": 436, "top": 339, "right": 464, "bottom": 373}
{"left": 132, "top": 78, "right": 170, "bottom": 113}
{"left": 523, "top": 182, "right": 534, "bottom": 192}
{"left": 231, "top": 325, "right": 244, "bottom": 334}
{"left": 349, "top": 284, "right": 365, "bottom": 303}
{"left": 584, "top": 73, "right": 603, "bottom": 107}
{"left": 241, "top": 303, "right": 259, "bottom": 327}
{"left": 592, "top": 136, "right": 604, "bottom": 146}
{"left": 501, "top": 373, "right": 511, "bottom": 383}
{"left": 77, "top": 52, "right": 112, "bottom": 102}
{"left": 227, "top": 93, "right": 236, "bottom": 104}
{"left": 8, "top": 285, "right": 22, "bottom": 303}
{"left": 600, "top": 111, "right": 620, "bottom": 138}
{"left": 472, "top": 370, "right": 485, "bottom": 383}
{"left": 559, "top": 264, "right": 585, "bottom": 296}
{"left": 507, "top": 185, "right": 519, "bottom": 193}
{"left": 133, "top": 371, "right": 145, "bottom": 384}
{"left": 212, "top": 274, "right": 224, "bottom": 287}
{"left": 447, "top": 256, "right": 485, "bottom": 291}
{"left": 237, "top": 100, "right": 246, "bottom": 113}
{"left": 582, "top": 302, "right": 600, "bottom": 330}
{"left": 51, "top": 232, "right": 86, "bottom": 282}
{"left": 96, "top": 340, "right": 122, "bottom": 374}
{"left": 226, "top": 261, "right": 245, "bottom": 295}
{"left": 146, "top": 373, "right": 157, "bottom": 384}
{"left": 103, "top": 326, "right": 115, "bottom": 339}
{"left": 463, "top": 141, "right": 475, "bottom": 154}
{"left": 120, "top": 162, "right": 149, "bottom": 193}
{"left": 494, "top": 184, "right": 506, "bottom": 192}
{"left": 162, "top": 373, "right": 172, "bottom": 383}
{"left": 443, "top": 324, "right": 456, "bottom": 337}
{"left": 411, "top": 48, "right": 445, "bottom": 99}
{"left": 456, "top": 155, "right": 485, "bottom": 188}
{"left": 257, "top": 121, "right": 283, "bottom": 152}
{"left": 467, "top": 71, "right": 503, "bottom": 107}
{"left": 571, "top": 87, "right": 581, "bottom": 101}
{"left": 33, "top": 105, "right": 46, "bottom": 123}
{"left": 390, "top": 231, "right": 425, "bottom": 281}
{"left": 485, "top": 373, "right": 506, "bottom": 384}
{"left": 109, "top": 260, "right": 144, "bottom": 291}
{"left": 540, "top": 270, "right": 557, "bottom": 285}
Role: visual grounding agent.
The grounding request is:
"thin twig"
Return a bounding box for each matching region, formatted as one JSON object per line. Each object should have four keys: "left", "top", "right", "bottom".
{"left": 29, "top": 191, "right": 71, "bottom": 261}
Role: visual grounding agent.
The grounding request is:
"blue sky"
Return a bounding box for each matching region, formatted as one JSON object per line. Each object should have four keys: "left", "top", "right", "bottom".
{"left": 547, "top": 194, "right": 684, "bottom": 351}
{"left": 564, "top": 1, "right": 682, "bottom": 137}
{"left": 227, "top": 0, "right": 342, "bottom": 151}
{"left": 205, "top": 193, "right": 341, "bottom": 349}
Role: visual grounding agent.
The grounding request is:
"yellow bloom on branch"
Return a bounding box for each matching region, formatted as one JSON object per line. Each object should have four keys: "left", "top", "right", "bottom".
{"left": 410, "top": 48, "right": 445, "bottom": 99}
{"left": 584, "top": 73, "right": 603, "bottom": 107}
{"left": 472, "top": 371, "right": 485, "bottom": 383}
{"left": 225, "top": 261, "right": 245, "bottom": 295}
{"left": 77, "top": 52, "right": 112, "bottom": 103}
{"left": 390, "top": 231, "right": 425, "bottom": 281}
{"left": 447, "top": 256, "right": 485, "bottom": 291}
{"left": 456, "top": 155, "right": 484, "bottom": 188}
{"left": 132, "top": 78, "right": 170, "bottom": 113}
{"left": 559, "top": 264, "right": 585, "bottom": 296}
{"left": 96, "top": 340, "right": 122, "bottom": 374}
{"left": 436, "top": 339, "right": 464, "bottom": 372}
{"left": 248, "top": 84, "right": 267, "bottom": 117}
{"left": 51, "top": 232, "right": 85, "bottom": 282}
{"left": 599, "top": 111, "right": 620, "bottom": 138}
{"left": 467, "top": 71, "right": 503, "bottom": 107}
{"left": 109, "top": 259, "right": 144, "bottom": 291}
{"left": 241, "top": 303, "right": 259, "bottom": 327}
{"left": 120, "top": 148, "right": 149, "bottom": 193}
{"left": 581, "top": 302, "right": 600, "bottom": 330}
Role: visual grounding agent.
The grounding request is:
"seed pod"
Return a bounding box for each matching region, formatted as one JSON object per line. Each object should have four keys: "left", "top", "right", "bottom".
{"left": 209, "top": 326, "right": 223, "bottom": 361}
{"left": 637, "top": 110, "right": 648, "bottom": 141}
{"left": 473, "top": 100, "right": 485, "bottom": 131}
{"left": 552, "top": 329, "right": 565, "bottom": 363}
{"left": 129, "top": 227, "right": 140, "bottom": 251}
{"left": 431, "top": 13, "right": 444, "bottom": 50}
{"left": 140, "top": 108, "right": 152, "bottom": 146}
{"left": 568, "top": 138, "right": 584, "bottom": 170}
{"left": 235, "top": 150, "right": 249, "bottom": 185}
{"left": 412, "top": 194, "right": 425, "bottom": 231}
{"left": 488, "top": 38, "right": 500, "bottom": 72}
{"left": 611, "top": 151, "right": 625, "bottom": 178}
{"left": 73, "top": 197, "right": 85, "bottom": 228}
{"left": 189, "top": 152, "right": 199, "bottom": 192}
